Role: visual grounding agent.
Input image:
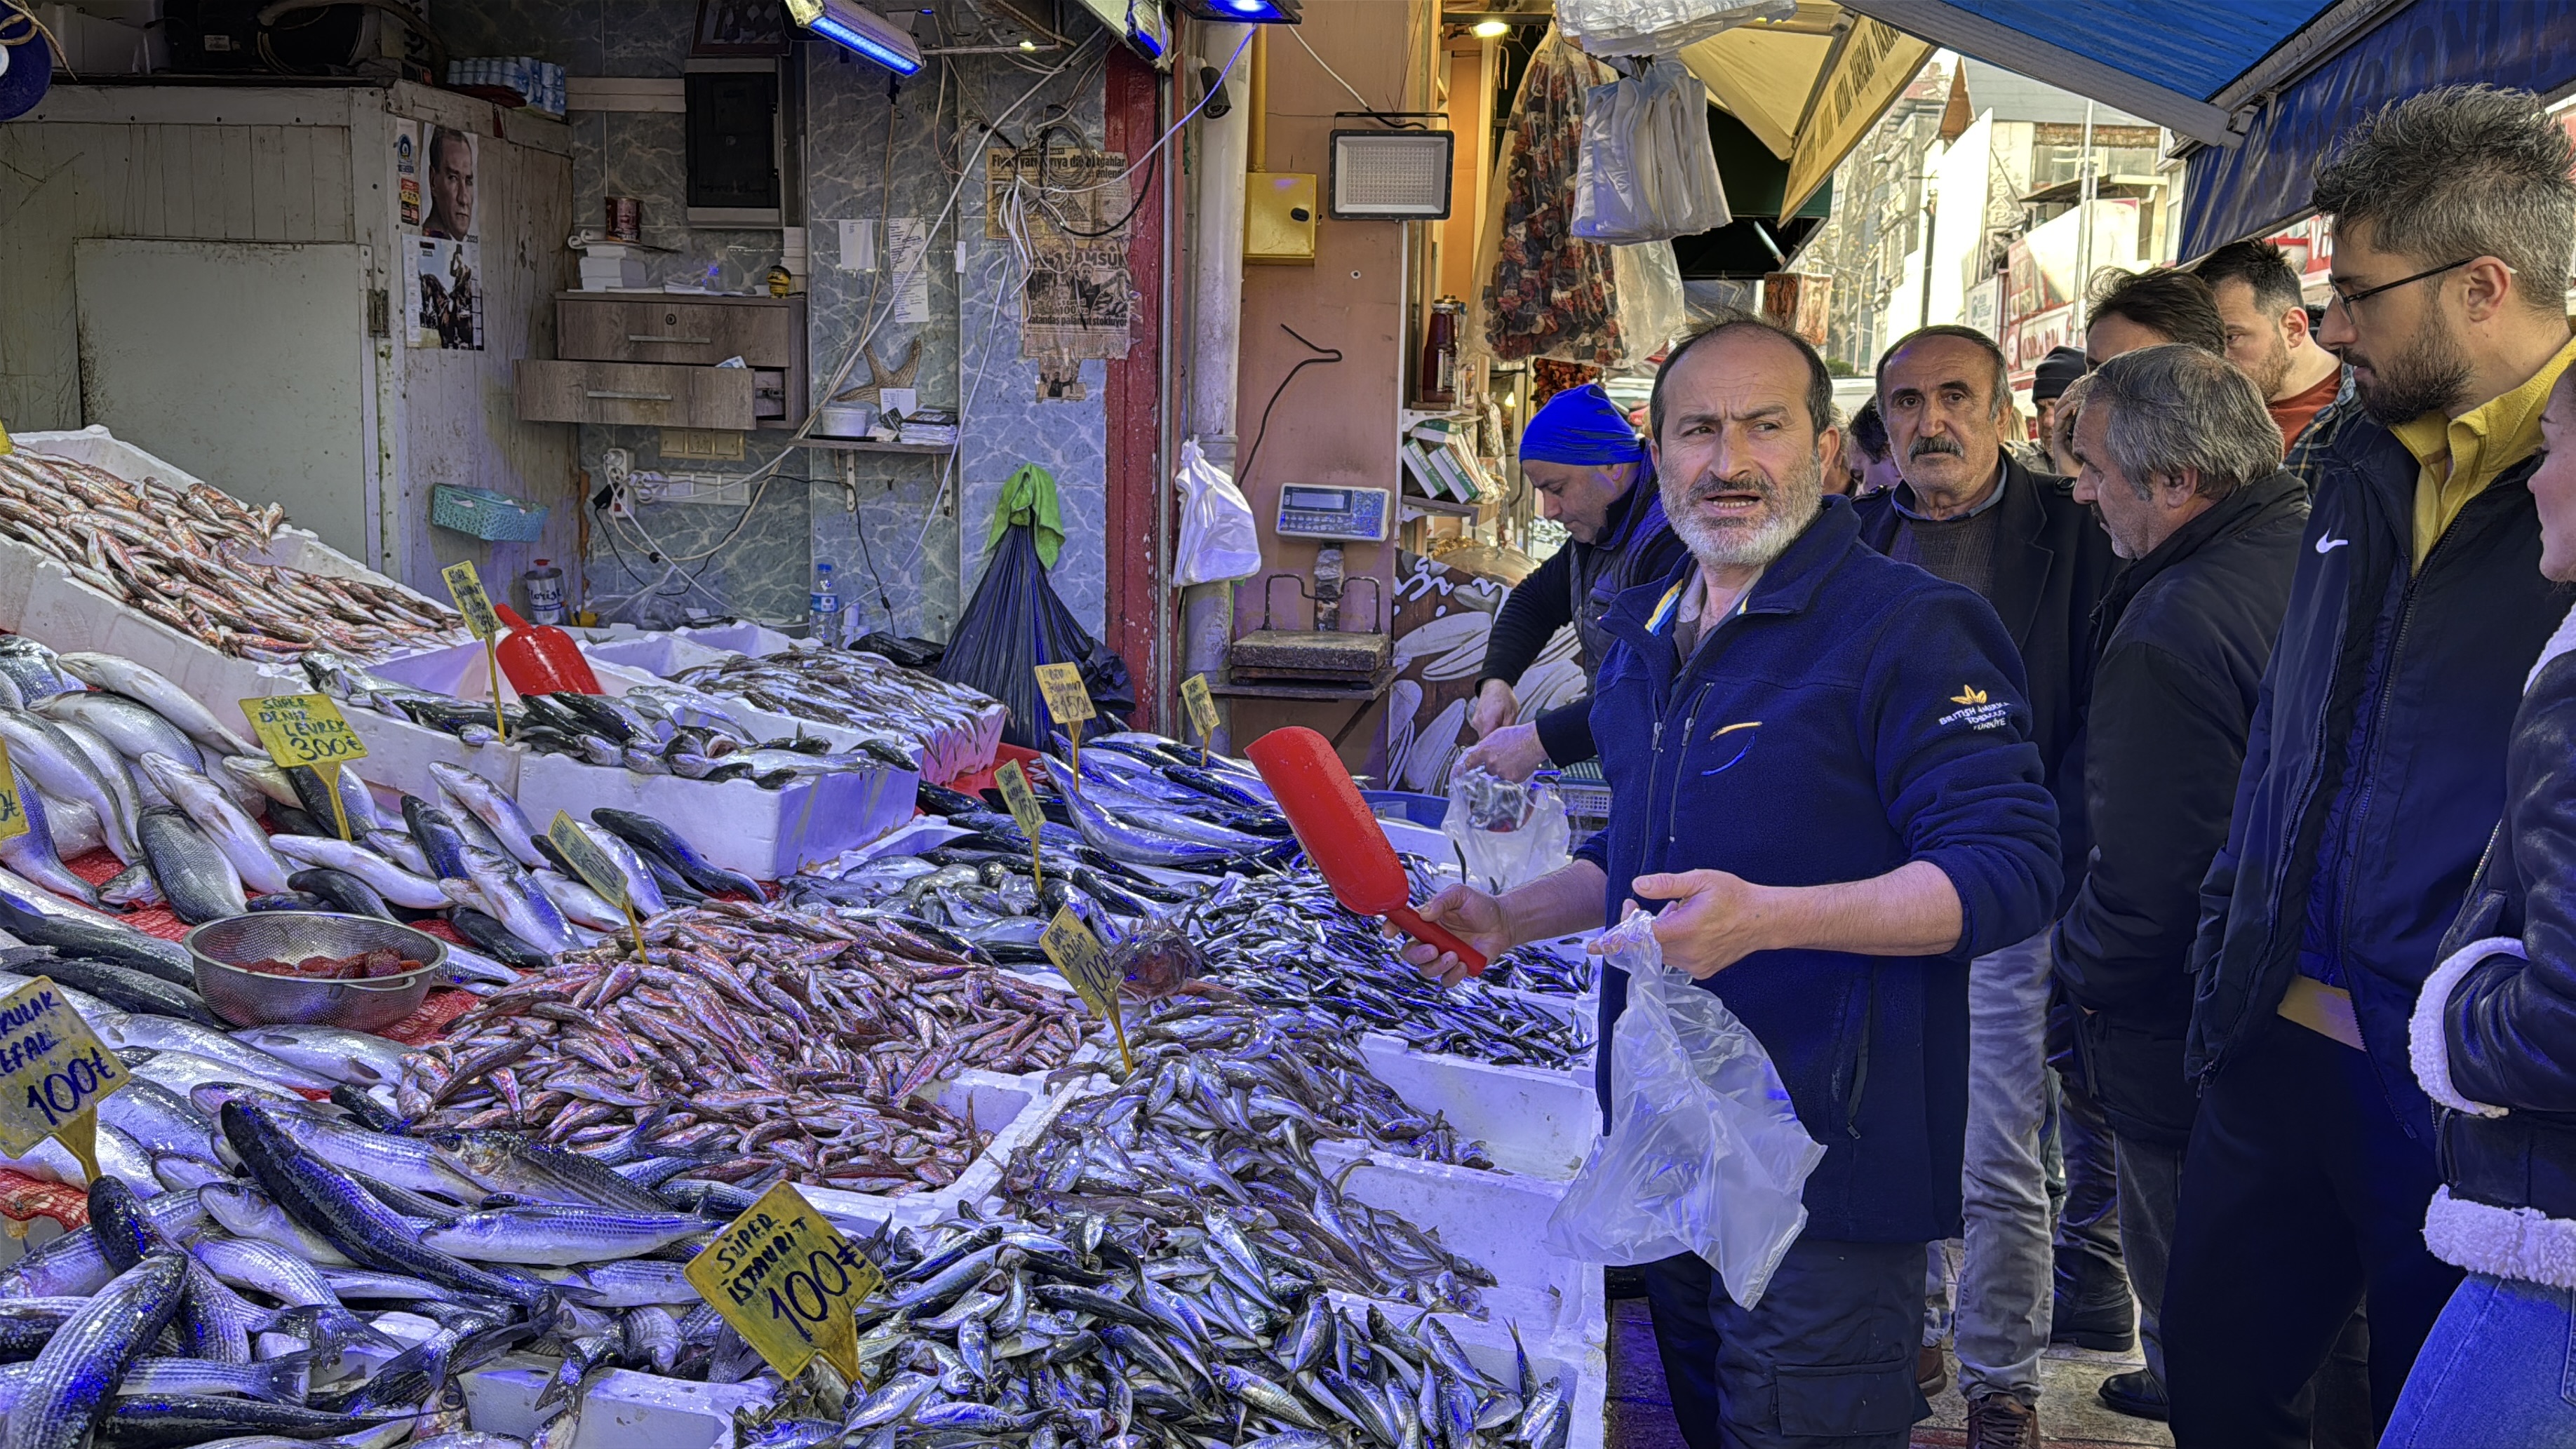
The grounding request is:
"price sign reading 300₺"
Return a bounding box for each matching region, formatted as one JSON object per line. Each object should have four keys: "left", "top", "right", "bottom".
{"left": 241, "top": 694, "right": 369, "bottom": 840}
{"left": 0, "top": 978, "right": 128, "bottom": 1181}
{"left": 685, "top": 1180, "right": 881, "bottom": 1384}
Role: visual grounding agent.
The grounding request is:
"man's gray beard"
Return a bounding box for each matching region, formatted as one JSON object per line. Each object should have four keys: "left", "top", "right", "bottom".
{"left": 1666, "top": 459, "right": 1824, "bottom": 569}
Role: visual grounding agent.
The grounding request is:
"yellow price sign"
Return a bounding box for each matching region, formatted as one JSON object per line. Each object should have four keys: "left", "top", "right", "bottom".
{"left": 441, "top": 562, "right": 511, "bottom": 743}
{"left": 0, "top": 977, "right": 130, "bottom": 1182}
{"left": 548, "top": 811, "right": 647, "bottom": 958}
{"left": 1180, "top": 673, "right": 1219, "bottom": 755}
{"left": 684, "top": 1180, "right": 882, "bottom": 1386}
{"left": 1033, "top": 662, "right": 1093, "bottom": 724}
{"left": 0, "top": 738, "right": 29, "bottom": 844}
{"left": 241, "top": 694, "right": 368, "bottom": 841}
{"left": 993, "top": 760, "right": 1046, "bottom": 888}
{"left": 1041, "top": 904, "right": 1131, "bottom": 1071}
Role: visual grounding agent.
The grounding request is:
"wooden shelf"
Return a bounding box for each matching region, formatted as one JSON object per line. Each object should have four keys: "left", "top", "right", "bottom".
{"left": 1209, "top": 667, "right": 1395, "bottom": 702}
{"left": 1400, "top": 491, "right": 1480, "bottom": 518}
{"left": 792, "top": 438, "right": 957, "bottom": 456}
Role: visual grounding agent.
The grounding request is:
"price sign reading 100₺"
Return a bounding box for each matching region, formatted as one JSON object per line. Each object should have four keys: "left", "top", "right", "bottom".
{"left": 0, "top": 977, "right": 128, "bottom": 1182}
{"left": 684, "top": 1179, "right": 880, "bottom": 1384}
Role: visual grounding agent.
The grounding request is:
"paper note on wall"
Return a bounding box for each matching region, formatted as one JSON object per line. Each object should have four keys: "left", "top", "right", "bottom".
{"left": 888, "top": 218, "right": 932, "bottom": 325}
{"left": 836, "top": 218, "right": 877, "bottom": 273}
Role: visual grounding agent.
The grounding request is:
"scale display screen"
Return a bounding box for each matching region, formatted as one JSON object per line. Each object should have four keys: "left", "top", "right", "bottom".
{"left": 1274, "top": 485, "right": 1390, "bottom": 542}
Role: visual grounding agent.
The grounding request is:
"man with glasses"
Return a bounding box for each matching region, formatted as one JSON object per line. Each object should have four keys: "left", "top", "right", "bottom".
{"left": 2164, "top": 86, "right": 2576, "bottom": 1447}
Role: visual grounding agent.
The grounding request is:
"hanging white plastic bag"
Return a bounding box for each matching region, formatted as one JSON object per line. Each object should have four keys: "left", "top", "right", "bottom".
{"left": 1559, "top": 0, "right": 1795, "bottom": 57}
{"left": 1174, "top": 438, "right": 1262, "bottom": 586}
{"left": 1544, "top": 908, "right": 1824, "bottom": 1308}
{"left": 1572, "top": 60, "right": 1732, "bottom": 244}
{"left": 1614, "top": 241, "right": 1688, "bottom": 364}
{"left": 1442, "top": 765, "right": 1571, "bottom": 891}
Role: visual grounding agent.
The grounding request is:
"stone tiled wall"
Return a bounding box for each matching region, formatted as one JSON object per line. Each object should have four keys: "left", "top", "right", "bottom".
{"left": 444, "top": 1, "right": 1115, "bottom": 638}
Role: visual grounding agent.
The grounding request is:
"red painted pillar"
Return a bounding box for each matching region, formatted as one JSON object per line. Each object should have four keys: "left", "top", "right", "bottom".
{"left": 1103, "top": 48, "right": 1169, "bottom": 732}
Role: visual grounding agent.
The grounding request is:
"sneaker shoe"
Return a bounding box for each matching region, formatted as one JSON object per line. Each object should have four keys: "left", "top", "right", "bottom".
{"left": 1916, "top": 1343, "right": 1948, "bottom": 1399}
{"left": 2097, "top": 1368, "right": 2170, "bottom": 1421}
{"left": 2049, "top": 1293, "right": 2136, "bottom": 1352}
{"left": 1964, "top": 1393, "right": 2037, "bottom": 1449}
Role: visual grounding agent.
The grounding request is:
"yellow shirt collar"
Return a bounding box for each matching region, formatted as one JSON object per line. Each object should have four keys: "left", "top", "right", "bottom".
{"left": 2392, "top": 334, "right": 2576, "bottom": 567}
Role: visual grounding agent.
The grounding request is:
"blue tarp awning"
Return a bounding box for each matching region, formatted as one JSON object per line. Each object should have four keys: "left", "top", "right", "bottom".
{"left": 1839, "top": 0, "right": 2576, "bottom": 259}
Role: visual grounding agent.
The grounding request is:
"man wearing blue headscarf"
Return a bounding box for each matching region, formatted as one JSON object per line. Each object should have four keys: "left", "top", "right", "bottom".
{"left": 1465, "top": 384, "right": 1687, "bottom": 779}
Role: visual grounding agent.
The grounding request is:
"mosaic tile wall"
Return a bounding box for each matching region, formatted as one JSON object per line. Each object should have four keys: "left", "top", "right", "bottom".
{"left": 443, "top": 1, "right": 1114, "bottom": 638}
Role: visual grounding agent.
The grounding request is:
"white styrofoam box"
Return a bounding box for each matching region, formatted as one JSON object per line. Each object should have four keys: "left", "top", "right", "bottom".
{"left": 466, "top": 1356, "right": 777, "bottom": 1449}
{"left": 801, "top": 1067, "right": 1082, "bottom": 1232}
{"left": 1359, "top": 1033, "right": 1598, "bottom": 1180}
{"left": 2, "top": 428, "right": 463, "bottom": 730}
{"left": 373, "top": 638, "right": 524, "bottom": 705}
{"left": 515, "top": 748, "right": 916, "bottom": 882}
{"left": 330, "top": 698, "right": 524, "bottom": 808}
{"left": 1383, "top": 818, "right": 1458, "bottom": 861}
{"left": 676, "top": 621, "right": 796, "bottom": 657}
{"left": 1312, "top": 1144, "right": 1589, "bottom": 1347}
{"left": 584, "top": 632, "right": 740, "bottom": 680}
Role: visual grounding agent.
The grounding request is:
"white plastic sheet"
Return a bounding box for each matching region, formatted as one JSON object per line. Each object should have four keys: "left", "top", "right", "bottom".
{"left": 1559, "top": 0, "right": 1797, "bottom": 58}
{"left": 1571, "top": 60, "right": 1733, "bottom": 244}
{"left": 1173, "top": 439, "right": 1262, "bottom": 586}
{"left": 1544, "top": 908, "right": 1824, "bottom": 1308}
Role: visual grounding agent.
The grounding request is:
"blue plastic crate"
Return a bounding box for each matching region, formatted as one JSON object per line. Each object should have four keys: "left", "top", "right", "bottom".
{"left": 431, "top": 485, "right": 549, "bottom": 543}
{"left": 1361, "top": 790, "right": 1450, "bottom": 828}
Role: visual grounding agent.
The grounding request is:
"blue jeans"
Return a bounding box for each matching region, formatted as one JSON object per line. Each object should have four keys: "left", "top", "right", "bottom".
{"left": 1952, "top": 929, "right": 2054, "bottom": 1405}
{"left": 2382, "top": 1273, "right": 2576, "bottom": 1448}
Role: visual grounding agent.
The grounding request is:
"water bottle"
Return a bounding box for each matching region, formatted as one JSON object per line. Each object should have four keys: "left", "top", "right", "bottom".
{"left": 522, "top": 559, "right": 566, "bottom": 626}
{"left": 808, "top": 561, "right": 842, "bottom": 645}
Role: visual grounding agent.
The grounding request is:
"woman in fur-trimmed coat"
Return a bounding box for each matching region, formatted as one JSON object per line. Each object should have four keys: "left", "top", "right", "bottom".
{"left": 2390, "top": 368, "right": 2576, "bottom": 1445}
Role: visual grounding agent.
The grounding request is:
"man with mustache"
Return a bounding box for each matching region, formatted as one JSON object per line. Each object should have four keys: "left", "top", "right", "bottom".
{"left": 1401, "top": 316, "right": 2061, "bottom": 1449}
{"left": 2165, "top": 85, "right": 2576, "bottom": 1447}
{"left": 1855, "top": 324, "right": 2121, "bottom": 1448}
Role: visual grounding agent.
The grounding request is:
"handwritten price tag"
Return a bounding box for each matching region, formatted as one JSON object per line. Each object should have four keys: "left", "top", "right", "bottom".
{"left": 685, "top": 1180, "right": 881, "bottom": 1385}
{"left": 1042, "top": 904, "right": 1132, "bottom": 1071}
{"left": 441, "top": 560, "right": 502, "bottom": 642}
{"left": 993, "top": 760, "right": 1046, "bottom": 888}
{"left": 1181, "top": 673, "right": 1219, "bottom": 745}
{"left": 1034, "top": 662, "right": 1094, "bottom": 724}
{"left": 0, "top": 978, "right": 128, "bottom": 1180}
{"left": 241, "top": 694, "right": 368, "bottom": 841}
{"left": 0, "top": 739, "right": 28, "bottom": 845}
{"left": 548, "top": 812, "right": 647, "bottom": 957}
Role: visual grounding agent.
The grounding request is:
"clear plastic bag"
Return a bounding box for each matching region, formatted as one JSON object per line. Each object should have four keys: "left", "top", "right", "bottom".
{"left": 1543, "top": 909, "right": 1825, "bottom": 1308}
{"left": 1614, "top": 241, "right": 1688, "bottom": 364}
{"left": 1442, "top": 766, "right": 1571, "bottom": 891}
{"left": 1571, "top": 60, "right": 1733, "bottom": 244}
{"left": 1558, "top": 0, "right": 1795, "bottom": 57}
{"left": 1174, "top": 439, "right": 1263, "bottom": 586}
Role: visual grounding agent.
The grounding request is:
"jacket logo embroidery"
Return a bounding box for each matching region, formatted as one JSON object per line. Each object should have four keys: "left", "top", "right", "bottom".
{"left": 1699, "top": 720, "right": 1760, "bottom": 775}
{"left": 1938, "top": 687, "right": 2012, "bottom": 732}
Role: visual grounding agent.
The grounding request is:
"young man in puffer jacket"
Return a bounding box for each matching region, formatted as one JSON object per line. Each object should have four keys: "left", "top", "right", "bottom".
{"left": 2390, "top": 365, "right": 2576, "bottom": 1443}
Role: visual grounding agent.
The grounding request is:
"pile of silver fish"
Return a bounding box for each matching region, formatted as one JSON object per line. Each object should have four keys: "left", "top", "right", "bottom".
{"left": 1178, "top": 875, "right": 1595, "bottom": 1070}
{"left": 306, "top": 651, "right": 918, "bottom": 788}
{"left": 735, "top": 1201, "right": 1571, "bottom": 1449}
{"left": 670, "top": 646, "right": 996, "bottom": 773}
{"left": 0, "top": 450, "right": 468, "bottom": 661}
{"left": 400, "top": 903, "right": 1087, "bottom": 1194}
{"left": 1480, "top": 945, "right": 1592, "bottom": 997}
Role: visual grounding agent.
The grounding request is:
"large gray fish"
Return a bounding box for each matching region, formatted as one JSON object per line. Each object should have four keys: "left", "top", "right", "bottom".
{"left": 431, "top": 1133, "right": 678, "bottom": 1217}
{"left": 429, "top": 764, "right": 545, "bottom": 870}
{"left": 110, "top": 1354, "right": 310, "bottom": 1404}
{"left": 189, "top": 1236, "right": 341, "bottom": 1310}
{"left": 201, "top": 1095, "right": 479, "bottom": 1202}
{"left": 419, "top": 1206, "right": 709, "bottom": 1266}
{"left": 529, "top": 870, "right": 626, "bottom": 932}
{"left": 267, "top": 836, "right": 448, "bottom": 910}
{"left": 195, "top": 1184, "right": 356, "bottom": 1270}
{"left": 48, "top": 720, "right": 163, "bottom": 811}
{"left": 439, "top": 847, "right": 579, "bottom": 957}
{"left": 0, "top": 710, "right": 136, "bottom": 863}
{"left": 109, "top": 1017, "right": 338, "bottom": 1093}
{"left": 573, "top": 823, "right": 666, "bottom": 917}
{"left": 0, "top": 896, "right": 196, "bottom": 985}
{"left": 53, "top": 654, "right": 257, "bottom": 757}
{"left": 0, "top": 642, "right": 79, "bottom": 710}
{"left": 229, "top": 1025, "right": 408, "bottom": 1090}
{"left": 137, "top": 808, "right": 246, "bottom": 924}
{"left": 1053, "top": 771, "right": 1247, "bottom": 868}
{"left": 0, "top": 1252, "right": 187, "bottom": 1449}
{"left": 217, "top": 757, "right": 299, "bottom": 811}
{"left": 0, "top": 1194, "right": 205, "bottom": 1300}
{"left": 136, "top": 754, "right": 290, "bottom": 896}
{"left": 283, "top": 763, "right": 384, "bottom": 840}
{"left": 218, "top": 1103, "right": 547, "bottom": 1308}
{"left": 0, "top": 764, "right": 95, "bottom": 908}
{"left": 36, "top": 694, "right": 197, "bottom": 780}
{"left": 93, "top": 1079, "right": 216, "bottom": 1165}
{"left": 591, "top": 809, "right": 762, "bottom": 900}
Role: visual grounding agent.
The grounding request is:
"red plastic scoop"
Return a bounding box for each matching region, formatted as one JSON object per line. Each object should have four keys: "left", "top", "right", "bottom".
{"left": 1247, "top": 726, "right": 1488, "bottom": 974}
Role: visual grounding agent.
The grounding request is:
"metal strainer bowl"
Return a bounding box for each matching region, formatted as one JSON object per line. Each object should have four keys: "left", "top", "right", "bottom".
{"left": 185, "top": 912, "right": 448, "bottom": 1031}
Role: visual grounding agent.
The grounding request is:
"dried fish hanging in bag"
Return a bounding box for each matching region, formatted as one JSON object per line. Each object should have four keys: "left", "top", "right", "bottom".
{"left": 0, "top": 451, "right": 469, "bottom": 661}
{"left": 399, "top": 901, "right": 1088, "bottom": 1194}
{"left": 1480, "top": 27, "right": 1625, "bottom": 367}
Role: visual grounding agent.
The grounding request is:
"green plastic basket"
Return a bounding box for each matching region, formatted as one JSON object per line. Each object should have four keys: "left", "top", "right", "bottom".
{"left": 431, "top": 485, "right": 549, "bottom": 543}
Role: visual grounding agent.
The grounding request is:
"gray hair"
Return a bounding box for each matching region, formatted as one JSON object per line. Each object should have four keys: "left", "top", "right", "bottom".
{"left": 2082, "top": 345, "right": 2283, "bottom": 499}
{"left": 2311, "top": 85, "right": 2576, "bottom": 313}
{"left": 1875, "top": 324, "right": 2012, "bottom": 421}
{"left": 1649, "top": 311, "right": 1836, "bottom": 444}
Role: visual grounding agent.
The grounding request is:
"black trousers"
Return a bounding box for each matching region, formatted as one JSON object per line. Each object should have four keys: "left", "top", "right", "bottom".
{"left": 1641, "top": 1239, "right": 1926, "bottom": 1449}
{"left": 2162, "top": 1016, "right": 2462, "bottom": 1448}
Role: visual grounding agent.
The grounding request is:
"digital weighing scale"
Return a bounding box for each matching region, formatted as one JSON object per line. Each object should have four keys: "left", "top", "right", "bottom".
{"left": 1273, "top": 485, "right": 1392, "bottom": 543}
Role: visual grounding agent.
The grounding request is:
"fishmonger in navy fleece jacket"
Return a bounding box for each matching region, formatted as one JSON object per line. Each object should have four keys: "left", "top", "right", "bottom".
{"left": 1578, "top": 494, "right": 2062, "bottom": 1243}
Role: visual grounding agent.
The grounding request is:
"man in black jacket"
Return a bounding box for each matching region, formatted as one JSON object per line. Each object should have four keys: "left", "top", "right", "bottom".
{"left": 1465, "top": 383, "right": 1686, "bottom": 779}
{"left": 2167, "top": 85, "right": 2576, "bottom": 1445}
{"left": 1858, "top": 325, "right": 2121, "bottom": 1448}
{"left": 2055, "top": 346, "right": 2307, "bottom": 1422}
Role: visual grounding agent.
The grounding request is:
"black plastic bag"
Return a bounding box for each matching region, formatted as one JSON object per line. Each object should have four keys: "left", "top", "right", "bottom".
{"left": 855, "top": 633, "right": 946, "bottom": 670}
{"left": 939, "top": 522, "right": 1136, "bottom": 748}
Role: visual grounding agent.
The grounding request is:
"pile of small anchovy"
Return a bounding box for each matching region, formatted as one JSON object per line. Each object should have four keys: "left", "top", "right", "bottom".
{"left": 732, "top": 1205, "right": 1573, "bottom": 1449}
{"left": 1179, "top": 873, "right": 1596, "bottom": 1070}
{"left": 0, "top": 450, "right": 469, "bottom": 661}
{"left": 1481, "top": 944, "right": 1595, "bottom": 997}
{"left": 398, "top": 902, "right": 1088, "bottom": 1194}
{"left": 1006, "top": 1002, "right": 1496, "bottom": 1316}
{"left": 672, "top": 645, "right": 998, "bottom": 765}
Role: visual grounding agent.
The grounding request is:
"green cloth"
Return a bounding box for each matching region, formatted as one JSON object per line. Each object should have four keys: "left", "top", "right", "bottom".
{"left": 988, "top": 463, "right": 1065, "bottom": 569}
